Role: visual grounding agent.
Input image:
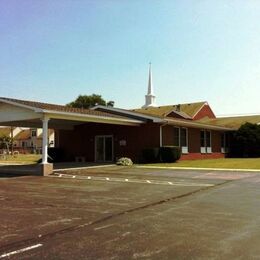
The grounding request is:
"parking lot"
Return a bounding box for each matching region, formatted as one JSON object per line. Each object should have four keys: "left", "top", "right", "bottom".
{"left": 0, "top": 166, "right": 259, "bottom": 259}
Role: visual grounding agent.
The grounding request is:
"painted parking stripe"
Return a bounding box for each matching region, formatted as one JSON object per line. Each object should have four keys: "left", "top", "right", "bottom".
{"left": 51, "top": 173, "right": 214, "bottom": 187}
{"left": 0, "top": 244, "right": 43, "bottom": 259}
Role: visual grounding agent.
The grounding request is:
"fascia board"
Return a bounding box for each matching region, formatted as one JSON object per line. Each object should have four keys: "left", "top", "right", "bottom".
{"left": 166, "top": 119, "right": 234, "bottom": 131}
{"left": 0, "top": 98, "right": 43, "bottom": 112}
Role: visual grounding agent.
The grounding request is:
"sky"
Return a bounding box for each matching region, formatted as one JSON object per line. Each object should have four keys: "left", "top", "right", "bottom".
{"left": 0, "top": 0, "right": 260, "bottom": 116}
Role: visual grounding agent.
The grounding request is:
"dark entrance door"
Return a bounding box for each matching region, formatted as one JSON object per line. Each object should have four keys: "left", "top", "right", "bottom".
{"left": 95, "top": 135, "right": 113, "bottom": 162}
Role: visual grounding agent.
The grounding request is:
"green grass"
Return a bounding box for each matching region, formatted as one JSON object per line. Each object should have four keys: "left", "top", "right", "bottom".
{"left": 0, "top": 154, "right": 41, "bottom": 164}
{"left": 145, "top": 158, "right": 260, "bottom": 170}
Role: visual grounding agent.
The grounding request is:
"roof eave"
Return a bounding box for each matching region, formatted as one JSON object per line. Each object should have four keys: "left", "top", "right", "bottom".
{"left": 165, "top": 119, "right": 234, "bottom": 131}
{"left": 41, "top": 109, "right": 143, "bottom": 126}
{"left": 91, "top": 105, "right": 164, "bottom": 123}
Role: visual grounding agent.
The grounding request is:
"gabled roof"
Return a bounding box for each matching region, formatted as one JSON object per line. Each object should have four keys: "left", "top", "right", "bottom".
{"left": 38, "top": 129, "right": 54, "bottom": 139}
{"left": 92, "top": 105, "right": 232, "bottom": 131}
{"left": 15, "top": 129, "right": 31, "bottom": 140}
{"left": 132, "top": 101, "right": 206, "bottom": 118}
{"left": 197, "top": 115, "right": 260, "bottom": 129}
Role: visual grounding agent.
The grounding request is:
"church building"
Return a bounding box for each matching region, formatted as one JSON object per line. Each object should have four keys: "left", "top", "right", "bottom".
{"left": 0, "top": 65, "right": 260, "bottom": 165}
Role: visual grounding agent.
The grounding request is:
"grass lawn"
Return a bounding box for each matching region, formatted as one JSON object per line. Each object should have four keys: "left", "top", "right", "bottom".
{"left": 0, "top": 154, "right": 41, "bottom": 164}
{"left": 145, "top": 158, "right": 260, "bottom": 170}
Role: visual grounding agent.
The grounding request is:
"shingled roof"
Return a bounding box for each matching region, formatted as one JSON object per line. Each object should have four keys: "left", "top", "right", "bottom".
{"left": 0, "top": 97, "right": 126, "bottom": 119}
{"left": 0, "top": 127, "right": 11, "bottom": 137}
{"left": 15, "top": 129, "right": 31, "bottom": 140}
{"left": 197, "top": 115, "right": 260, "bottom": 129}
{"left": 132, "top": 101, "right": 206, "bottom": 118}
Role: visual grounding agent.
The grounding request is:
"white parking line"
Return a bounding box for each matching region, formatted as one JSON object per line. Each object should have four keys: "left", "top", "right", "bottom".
{"left": 0, "top": 244, "right": 43, "bottom": 258}
{"left": 51, "top": 173, "right": 214, "bottom": 187}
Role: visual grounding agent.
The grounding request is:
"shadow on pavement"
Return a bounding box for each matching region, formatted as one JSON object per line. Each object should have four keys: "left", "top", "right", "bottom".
{"left": 0, "top": 164, "right": 40, "bottom": 178}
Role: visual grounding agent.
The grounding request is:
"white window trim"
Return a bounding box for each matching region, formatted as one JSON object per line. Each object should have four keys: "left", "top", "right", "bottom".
{"left": 200, "top": 130, "right": 212, "bottom": 154}
{"left": 206, "top": 130, "right": 212, "bottom": 153}
{"left": 181, "top": 127, "right": 189, "bottom": 154}
{"left": 173, "top": 126, "right": 189, "bottom": 154}
{"left": 221, "top": 133, "right": 227, "bottom": 153}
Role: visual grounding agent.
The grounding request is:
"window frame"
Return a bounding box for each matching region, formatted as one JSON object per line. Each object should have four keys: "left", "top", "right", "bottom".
{"left": 200, "top": 130, "right": 212, "bottom": 154}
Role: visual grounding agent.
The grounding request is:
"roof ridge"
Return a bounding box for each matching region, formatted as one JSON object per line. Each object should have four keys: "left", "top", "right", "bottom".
{"left": 132, "top": 101, "right": 206, "bottom": 110}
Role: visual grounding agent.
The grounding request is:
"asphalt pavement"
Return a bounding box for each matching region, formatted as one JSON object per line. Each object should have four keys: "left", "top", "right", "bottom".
{"left": 0, "top": 166, "right": 259, "bottom": 259}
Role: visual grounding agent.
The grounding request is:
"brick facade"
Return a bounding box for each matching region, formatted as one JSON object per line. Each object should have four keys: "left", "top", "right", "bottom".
{"left": 193, "top": 104, "right": 216, "bottom": 120}
{"left": 161, "top": 125, "right": 225, "bottom": 160}
{"left": 57, "top": 122, "right": 226, "bottom": 162}
{"left": 58, "top": 122, "right": 160, "bottom": 162}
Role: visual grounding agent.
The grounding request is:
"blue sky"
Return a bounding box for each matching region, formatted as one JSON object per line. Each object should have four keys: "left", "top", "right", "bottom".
{"left": 0, "top": 0, "right": 259, "bottom": 115}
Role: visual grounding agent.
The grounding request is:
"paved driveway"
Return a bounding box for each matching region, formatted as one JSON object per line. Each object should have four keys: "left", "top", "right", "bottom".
{"left": 0, "top": 166, "right": 259, "bottom": 259}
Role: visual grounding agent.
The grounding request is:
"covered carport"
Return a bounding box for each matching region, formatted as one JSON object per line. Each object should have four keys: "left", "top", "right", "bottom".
{"left": 0, "top": 97, "right": 143, "bottom": 176}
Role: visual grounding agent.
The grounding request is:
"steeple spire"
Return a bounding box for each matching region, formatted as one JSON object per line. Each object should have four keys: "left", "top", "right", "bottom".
{"left": 147, "top": 62, "right": 153, "bottom": 95}
{"left": 142, "top": 63, "right": 156, "bottom": 108}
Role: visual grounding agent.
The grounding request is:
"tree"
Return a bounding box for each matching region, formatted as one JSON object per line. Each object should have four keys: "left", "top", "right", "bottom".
{"left": 230, "top": 123, "right": 260, "bottom": 157}
{"left": 67, "top": 94, "right": 114, "bottom": 109}
{"left": 107, "top": 101, "right": 115, "bottom": 107}
{"left": 0, "top": 135, "right": 13, "bottom": 152}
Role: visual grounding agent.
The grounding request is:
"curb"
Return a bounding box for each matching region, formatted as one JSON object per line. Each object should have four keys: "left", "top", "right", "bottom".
{"left": 136, "top": 165, "right": 260, "bottom": 173}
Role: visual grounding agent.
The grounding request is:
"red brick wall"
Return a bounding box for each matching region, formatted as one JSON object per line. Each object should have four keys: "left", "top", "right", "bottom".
{"left": 193, "top": 104, "right": 216, "bottom": 120}
{"left": 57, "top": 122, "right": 225, "bottom": 162}
{"left": 162, "top": 125, "right": 174, "bottom": 145}
{"left": 180, "top": 153, "right": 225, "bottom": 160}
{"left": 57, "top": 122, "right": 160, "bottom": 162}
{"left": 162, "top": 125, "right": 224, "bottom": 160}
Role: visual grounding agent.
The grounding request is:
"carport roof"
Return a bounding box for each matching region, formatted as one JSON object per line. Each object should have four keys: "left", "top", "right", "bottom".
{"left": 0, "top": 97, "right": 126, "bottom": 119}
{"left": 0, "top": 97, "right": 144, "bottom": 128}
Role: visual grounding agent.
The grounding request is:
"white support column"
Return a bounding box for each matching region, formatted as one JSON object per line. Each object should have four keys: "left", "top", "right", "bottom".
{"left": 42, "top": 116, "right": 49, "bottom": 164}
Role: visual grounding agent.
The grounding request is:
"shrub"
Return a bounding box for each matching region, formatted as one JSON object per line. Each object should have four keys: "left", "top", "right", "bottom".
{"left": 116, "top": 157, "right": 133, "bottom": 166}
{"left": 159, "top": 146, "right": 181, "bottom": 163}
{"left": 229, "top": 123, "right": 260, "bottom": 158}
{"left": 142, "top": 148, "right": 159, "bottom": 163}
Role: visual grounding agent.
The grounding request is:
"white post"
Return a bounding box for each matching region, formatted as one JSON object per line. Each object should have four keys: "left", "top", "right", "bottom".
{"left": 42, "top": 116, "right": 49, "bottom": 164}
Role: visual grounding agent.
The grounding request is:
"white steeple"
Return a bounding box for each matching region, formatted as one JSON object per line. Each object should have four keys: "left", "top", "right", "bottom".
{"left": 142, "top": 63, "right": 156, "bottom": 108}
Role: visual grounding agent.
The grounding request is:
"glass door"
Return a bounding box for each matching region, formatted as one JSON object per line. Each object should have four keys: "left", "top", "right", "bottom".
{"left": 95, "top": 136, "right": 113, "bottom": 162}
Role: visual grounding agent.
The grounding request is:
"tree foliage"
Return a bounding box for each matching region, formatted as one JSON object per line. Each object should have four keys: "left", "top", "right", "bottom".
{"left": 67, "top": 94, "right": 114, "bottom": 109}
{"left": 230, "top": 122, "right": 260, "bottom": 157}
{"left": 0, "top": 135, "right": 13, "bottom": 150}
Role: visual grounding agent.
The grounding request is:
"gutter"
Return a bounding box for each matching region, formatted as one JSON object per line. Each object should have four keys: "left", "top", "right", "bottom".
{"left": 165, "top": 118, "right": 234, "bottom": 131}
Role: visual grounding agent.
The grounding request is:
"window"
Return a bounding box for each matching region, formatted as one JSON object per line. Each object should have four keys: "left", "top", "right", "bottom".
{"left": 206, "top": 131, "right": 211, "bottom": 153}
{"left": 200, "top": 130, "right": 211, "bottom": 153}
{"left": 221, "top": 133, "right": 227, "bottom": 153}
{"left": 173, "top": 127, "right": 180, "bottom": 146}
{"left": 181, "top": 128, "right": 187, "bottom": 147}
{"left": 31, "top": 129, "right": 37, "bottom": 137}
{"left": 173, "top": 127, "right": 188, "bottom": 154}
{"left": 181, "top": 128, "right": 188, "bottom": 154}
